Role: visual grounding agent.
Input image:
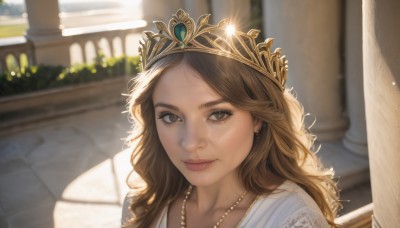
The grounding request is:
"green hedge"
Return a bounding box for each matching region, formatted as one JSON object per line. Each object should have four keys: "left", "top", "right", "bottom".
{"left": 0, "top": 54, "right": 140, "bottom": 97}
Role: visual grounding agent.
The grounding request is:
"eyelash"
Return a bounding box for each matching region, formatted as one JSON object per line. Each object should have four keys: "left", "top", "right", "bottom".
{"left": 157, "top": 109, "right": 233, "bottom": 124}
{"left": 209, "top": 110, "right": 233, "bottom": 122}
{"left": 157, "top": 112, "right": 181, "bottom": 124}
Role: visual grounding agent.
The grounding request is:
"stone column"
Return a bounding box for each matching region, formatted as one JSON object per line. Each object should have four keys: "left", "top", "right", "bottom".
{"left": 210, "top": 0, "right": 251, "bottom": 30}
{"left": 25, "top": 0, "right": 61, "bottom": 37}
{"left": 183, "top": 0, "right": 209, "bottom": 20}
{"left": 342, "top": 0, "right": 368, "bottom": 157}
{"left": 263, "top": 0, "right": 347, "bottom": 141}
{"left": 24, "top": 0, "right": 70, "bottom": 66}
{"left": 363, "top": 0, "right": 400, "bottom": 227}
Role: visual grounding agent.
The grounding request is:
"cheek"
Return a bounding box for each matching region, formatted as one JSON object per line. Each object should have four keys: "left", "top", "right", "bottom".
{"left": 212, "top": 120, "right": 255, "bottom": 157}
{"left": 156, "top": 123, "right": 178, "bottom": 157}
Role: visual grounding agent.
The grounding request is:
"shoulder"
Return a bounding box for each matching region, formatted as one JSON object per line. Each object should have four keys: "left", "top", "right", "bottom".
{"left": 269, "top": 180, "right": 322, "bottom": 212}
{"left": 121, "top": 191, "right": 136, "bottom": 228}
{"left": 239, "top": 181, "right": 329, "bottom": 227}
{"left": 121, "top": 191, "right": 169, "bottom": 228}
{"left": 277, "top": 207, "right": 329, "bottom": 228}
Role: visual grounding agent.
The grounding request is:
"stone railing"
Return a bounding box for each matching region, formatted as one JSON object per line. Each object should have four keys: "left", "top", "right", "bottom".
{"left": 63, "top": 20, "right": 146, "bottom": 64}
{"left": 335, "top": 203, "right": 373, "bottom": 227}
{"left": 0, "top": 37, "right": 36, "bottom": 72}
{"left": 0, "top": 19, "right": 146, "bottom": 73}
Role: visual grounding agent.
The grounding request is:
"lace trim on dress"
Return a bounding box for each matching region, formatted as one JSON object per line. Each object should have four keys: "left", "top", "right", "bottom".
{"left": 278, "top": 207, "right": 328, "bottom": 228}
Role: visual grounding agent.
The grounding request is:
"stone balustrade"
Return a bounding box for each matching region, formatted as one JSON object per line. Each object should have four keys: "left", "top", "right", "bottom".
{"left": 63, "top": 20, "right": 146, "bottom": 65}
{"left": 335, "top": 203, "right": 373, "bottom": 227}
{"left": 0, "top": 37, "right": 35, "bottom": 72}
{"left": 0, "top": 20, "right": 146, "bottom": 73}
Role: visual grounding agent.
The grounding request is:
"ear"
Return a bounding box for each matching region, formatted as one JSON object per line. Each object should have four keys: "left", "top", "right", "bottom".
{"left": 253, "top": 118, "right": 262, "bottom": 134}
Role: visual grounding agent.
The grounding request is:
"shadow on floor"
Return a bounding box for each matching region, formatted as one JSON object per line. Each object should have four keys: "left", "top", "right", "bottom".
{"left": 0, "top": 105, "right": 132, "bottom": 228}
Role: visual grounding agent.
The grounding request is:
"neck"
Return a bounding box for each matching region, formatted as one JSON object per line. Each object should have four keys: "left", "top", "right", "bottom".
{"left": 189, "top": 173, "right": 247, "bottom": 213}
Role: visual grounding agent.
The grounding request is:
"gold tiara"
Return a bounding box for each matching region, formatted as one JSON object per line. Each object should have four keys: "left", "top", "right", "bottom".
{"left": 138, "top": 9, "right": 288, "bottom": 90}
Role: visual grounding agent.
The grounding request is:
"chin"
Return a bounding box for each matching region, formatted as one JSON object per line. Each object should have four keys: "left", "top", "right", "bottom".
{"left": 182, "top": 172, "right": 219, "bottom": 187}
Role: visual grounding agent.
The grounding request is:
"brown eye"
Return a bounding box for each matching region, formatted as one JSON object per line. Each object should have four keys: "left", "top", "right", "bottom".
{"left": 209, "top": 110, "right": 233, "bottom": 122}
{"left": 158, "top": 113, "right": 182, "bottom": 124}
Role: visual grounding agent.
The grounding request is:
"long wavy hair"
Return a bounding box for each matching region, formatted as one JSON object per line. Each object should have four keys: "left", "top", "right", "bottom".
{"left": 126, "top": 52, "right": 340, "bottom": 227}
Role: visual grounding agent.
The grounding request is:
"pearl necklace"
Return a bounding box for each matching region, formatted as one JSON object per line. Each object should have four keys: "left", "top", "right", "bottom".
{"left": 180, "top": 185, "right": 248, "bottom": 228}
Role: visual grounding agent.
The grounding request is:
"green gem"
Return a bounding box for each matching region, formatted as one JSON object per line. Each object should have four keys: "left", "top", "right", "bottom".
{"left": 174, "top": 23, "right": 187, "bottom": 42}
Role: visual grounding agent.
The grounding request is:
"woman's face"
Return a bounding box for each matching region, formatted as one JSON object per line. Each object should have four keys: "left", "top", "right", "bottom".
{"left": 152, "top": 62, "right": 260, "bottom": 187}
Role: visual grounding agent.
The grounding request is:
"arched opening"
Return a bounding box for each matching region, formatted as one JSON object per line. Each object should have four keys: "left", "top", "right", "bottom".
{"left": 70, "top": 43, "right": 84, "bottom": 65}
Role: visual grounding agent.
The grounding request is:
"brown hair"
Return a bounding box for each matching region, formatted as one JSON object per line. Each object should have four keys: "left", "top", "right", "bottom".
{"left": 126, "top": 52, "right": 340, "bottom": 227}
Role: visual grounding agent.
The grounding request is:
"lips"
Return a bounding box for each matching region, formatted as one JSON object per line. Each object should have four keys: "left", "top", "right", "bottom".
{"left": 183, "top": 159, "right": 215, "bottom": 171}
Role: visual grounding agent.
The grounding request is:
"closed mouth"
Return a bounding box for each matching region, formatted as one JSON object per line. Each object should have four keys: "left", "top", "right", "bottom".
{"left": 183, "top": 159, "right": 215, "bottom": 171}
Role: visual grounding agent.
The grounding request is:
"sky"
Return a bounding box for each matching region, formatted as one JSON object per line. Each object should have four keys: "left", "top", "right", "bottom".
{"left": 4, "top": 0, "right": 141, "bottom": 5}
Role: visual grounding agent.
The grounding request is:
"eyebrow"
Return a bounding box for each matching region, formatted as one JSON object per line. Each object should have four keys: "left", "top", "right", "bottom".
{"left": 154, "top": 99, "right": 227, "bottom": 110}
{"left": 199, "top": 99, "right": 227, "bottom": 109}
{"left": 154, "top": 102, "right": 179, "bottom": 111}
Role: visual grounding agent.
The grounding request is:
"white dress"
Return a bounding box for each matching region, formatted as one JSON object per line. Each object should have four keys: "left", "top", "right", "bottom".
{"left": 122, "top": 181, "right": 329, "bottom": 228}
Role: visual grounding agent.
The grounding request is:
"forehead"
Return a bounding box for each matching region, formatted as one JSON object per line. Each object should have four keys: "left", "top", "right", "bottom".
{"left": 152, "top": 62, "right": 222, "bottom": 105}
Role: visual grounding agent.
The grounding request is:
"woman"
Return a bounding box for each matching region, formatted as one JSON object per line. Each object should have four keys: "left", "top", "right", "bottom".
{"left": 122, "top": 9, "right": 340, "bottom": 228}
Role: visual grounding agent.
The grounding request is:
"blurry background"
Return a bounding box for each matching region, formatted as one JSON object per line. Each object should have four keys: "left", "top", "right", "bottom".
{"left": 0, "top": 0, "right": 143, "bottom": 34}
{"left": 1, "top": 0, "right": 399, "bottom": 227}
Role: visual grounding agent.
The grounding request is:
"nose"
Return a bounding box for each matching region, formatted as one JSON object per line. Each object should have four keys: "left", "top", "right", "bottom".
{"left": 179, "top": 120, "right": 206, "bottom": 152}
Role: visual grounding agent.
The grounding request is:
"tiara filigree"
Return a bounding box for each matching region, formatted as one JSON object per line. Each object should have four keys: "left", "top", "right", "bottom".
{"left": 139, "top": 9, "right": 288, "bottom": 90}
